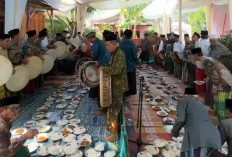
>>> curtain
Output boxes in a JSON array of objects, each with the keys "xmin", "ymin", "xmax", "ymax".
[
  {"xmin": 76, "ymin": 3, "xmax": 87, "ymax": 33},
  {"xmin": 5, "ymin": 0, "xmax": 27, "ymax": 33},
  {"xmin": 212, "ymin": 4, "xmax": 230, "ymax": 36}
]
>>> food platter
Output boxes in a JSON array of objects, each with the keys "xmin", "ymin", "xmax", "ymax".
[
  {"xmin": 49, "ymin": 132, "xmax": 63, "ymax": 141},
  {"xmin": 144, "ymin": 145, "xmax": 159, "ymax": 155},
  {"xmin": 137, "ymin": 151, "xmax": 152, "ymax": 157},
  {"xmin": 73, "ymin": 126, "xmax": 86, "ymax": 135},
  {"xmin": 37, "ymin": 146, "xmax": 49, "ymax": 156},
  {"xmin": 62, "ymin": 143, "xmax": 78, "ymax": 155},
  {"xmin": 56, "ymin": 119, "xmax": 69, "ymax": 126},
  {"xmin": 157, "ymin": 111, "xmax": 168, "ymax": 117},
  {"xmin": 153, "ymin": 139, "xmax": 167, "ymax": 148},
  {"xmin": 38, "ymin": 125, "xmax": 51, "ymax": 133},
  {"xmin": 163, "ymin": 117, "xmax": 175, "ymax": 125},
  {"xmin": 63, "ymin": 134, "xmax": 76, "ymax": 143},
  {"xmin": 35, "ymin": 133, "xmax": 48, "ymax": 143},
  {"xmin": 85, "ymin": 148, "xmax": 101, "ymax": 157},
  {"xmin": 12, "ymin": 128, "xmax": 27, "ymax": 135},
  {"xmin": 69, "ymin": 118, "xmax": 81, "ymax": 124},
  {"xmin": 63, "ymin": 114, "xmax": 75, "ymax": 120}
]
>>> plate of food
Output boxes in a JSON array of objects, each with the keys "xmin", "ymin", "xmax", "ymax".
[
  {"xmin": 67, "ymin": 88, "xmax": 76, "ymax": 92},
  {"xmin": 169, "ymin": 106, "xmax": 177, "ymax": 112},
  {"xmin": 38, "ymin": 125, "xmax": 51, "ymax": 133},
  {"xmin": 49, "ymin": 132, "xmax": 63, "ymax": 141},
  {"xmin": 79, "ymin": 90, "xmax": 87, "ymax": 94},
  {"xmin": 33, "ymin": 112, "xmax": 45, "ymax": 121},
  {"xmin": 104, "ymin": 150, "xmax": 116, "ymax": 157},
  {"xmin": 63, "ymin": 114, "xmax": 75, "ymax": 120},
  {"xmin": 73, "ymin": 126, "xmax": 86, "ymax": 135},
  {"xmin": 24, "ymin": 120, "xmax": 36, "ymax": 128},
  {"xmin": 77, "ymin": 134, "xmax": 92, "ymax": 147},
  {"xmin": 157, "ymin": 111, "xmax": 168, "ymax": 117},
  {"xmin": 85, "ymin": 148, "xmax": 101, "ymax": 157},
  {"xmin": 144, "ymin": 145, "xmax": 159, "ymax": 155},
  {"xmin": 69, "ymin": 150, "xmax": 83, "ymax": 157},
  {"xmin": 35, "ymin": 133, "xmax": 48, "ymax": 143},
  {"xmin": 37, "ymin": 106, "xmax": 49, "ymax": 112},
  {"xmin": 161, "ymin": 107, "xmax": 171, "ymax": 113},
  {"xmin": 172, "ymin": 136, "xmax": 184, "ymax": 143},
  {"xmin": 64, "ymin": 110, "xmax": 75, "ymax": 114},
  {"xmin": 45, "ymin": 112, "xmax": 53, "ymax": 118},
  {"xmin": 72, "ymin": 97, "xmax": 81, "ymax": 102},
  {"xmin": 12, "ymin": 128, "xmax": 27, "ymax": 135},
  {"xmin": 47, "ymin": 143, "xmax": 62, "ymax": 156},
  {"xmin": 66, "ymin": 124, "xmax": 78, "ymax": 130},
  {"xmin": 162, "ymin": 149, "xmax": 176, "ymax": 157},
  {"xmin": 37, "ymin": 146, "xmax": 49, "ymax": 156},
  {"xmin": 24, "ymin": 142, "xmax": 39, "ymax": 153},
  {"xmin": 62, "ymin": 143, "xmax": 78, "ymax": 155},
  {"xmin": 56, "ymin": 104, "xmax": 67, "ymax": 109},
  {"xmin": 63, "ymin": 96, "xmax": 73, "ymax": 100},
  {"xmin": 56, "ymin": 119, "xmax": 69, "ymax": 126},
  {"xmin": 69, "ymin": 118, "xmax": 81, "ymax": 125},
  {"xmin": 63, "ymin": 134, "xmax": 76, "ymax": 143},
  {"xmin": 194, "ymin": 80, "xmax": 205, "ymax": 85},
  {"xmin": 68, "ymin": 104, "xmax": 78, "ymax": 109},
  {"xmin": 137, "ymin": 151, "xmax": 152, "ymax": 157},
  {"xmin": 94, "ymin": 142, "xmax": 105, "ymax": 152},
  {"xmin": 152, "ymin": 106, "xmax": 161, "ymax": 110},
  {"xmin": 61, "ymin": 128, "xmax": 73, "ymax": 135},
  {"xmin": 153, "ymin": 139, "xmax": 167, "ymax": 148},
  {"xmin": 154, "ymin": 97, "xmax": 163, "ymax": 102},
  {"xmin": 163, "ymin": 117, "xmax": 175, "ymax": 125},
  {"xmin": 37, "ymin": 119, "xmax": 50, "ymax": 126}
]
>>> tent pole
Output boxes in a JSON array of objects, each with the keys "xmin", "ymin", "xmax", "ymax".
[{"xmin": 179, "ymin": 0, "xmax": 182, "ymax": 40}]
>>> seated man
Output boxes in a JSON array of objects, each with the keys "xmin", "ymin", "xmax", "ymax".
[
  {"xmin": 217, "ymin": 99, "xmax": 232, "ymax": 157},
  {"xmin": 172, "ymin": 88, "xmax": 221, "ymax": 157},
  {"xmin": 0, "ymin": 104, "xmax": 38, "ymax": 157}
]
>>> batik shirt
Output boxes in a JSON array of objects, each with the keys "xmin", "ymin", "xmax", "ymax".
[
  {"xmin": 8, "ymin": 41, "xmax": 24, "ymax": 65},
  {"xmin": 22, "ymin": 39, "xmax": 41, "ymax": 57},
  {"xmin": 208, "ymin": 42, "xmax": 232, "ymax": 62},
  {"xmin": 0, "ymin": 115, "xmax": 26, "ymax": 157}
]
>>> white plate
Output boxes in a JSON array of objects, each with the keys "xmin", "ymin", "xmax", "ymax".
[
  {"xmin": 144, "ymin": 145, "xmax": 159, "ymax": 155},
  {"xmin": 137, "ymin": 151, "xmax": 152, "ymax": 157},
  {"xmin": 157, "ymin": 111, "xmax": 168, "ymax": 117},
  {"xmin": 38, "ymin": 125, "xmax": 51, "ymax": 133},
  {"xmin": 49, "ymin": 132, "xmax": 63, "ymax": 141},
  {"xmin": 69, "ymin": 119, "xmax": 81, "ymax": 125},
  {"xmin": 194, "ymin": 80, "xmax": 205, "ymax": 85},
  {"xmin": 24, "ymin": 142, "xmax": 39, "ymax": 153},
  {"xmin": 61, "ymin": 128, "xmax": 73, "ymax": 135},
  {"xmin": 169, "ymin": 106, "xmax": 177, "ymax": 111},
  {"xmin": 162, "ymin": 149, "xmax": 176, "ymax": 157},
  {"xmin": 153, "ymin": 139, "xmax": 167, "ymax": 148},
  {"xmin": 67, "ymin": 88, "xmax": 76, "ymax": 92},
  {"xmin": 37, "ymin": 106, "xmax": 49, "ymax": 112},
  {"xmin": 56, "ymin": 104, "xmax": 67, "ymax": 109},
  {"xmin": 94, "ymin": 142, "xmax": 105, "ymax": 152},
  {"xmin": 33, "ymin": 113, "xmax": 45, "ymax": 121},
  {"xmin": 63, "ymin": 134, "xmax": 76, "ymax": 143},
  {"xmin": 104, "ymin": 150, "xmax": 116, "ymax": 157},
  {"xmin": 47, "ymin": 144, "xmax": 62, "ymax": 156},
  {"xmin": 35, "ymin": 133, "xmax": 49, "ymax": 143},
  {"xmin": 172, "ymin": 136, "xmax": 184, "ymax": 143},
  {"xmin": 12, "ymin": 128, "xmax": 27, "ymax": 135},
  {"xmin": 85, "ymin": 148, "xmax": 101, "ymax": 157},
  {"xmin": 69, "ymin": 150, "xmax": 83, "ymax": 157},
  {"xmin": 79, "ymin": 90, "xmax": 87, "ymax": 94},
  {"xmin": 45, "ymin": 112, "xmax": 53, "ymax": 118},
  {"xmin": 73, "ymin": 127, "xmax": 86, "ymax": 135},
  {"xmin": 63, "ymin": 96, "xmax": 73, "ymax": 100},
  {"xmin": 64, "ymin": 110, "xmax": 75, "ymax": 114},
  {"xmin": 37, "ymin": 119, "xmax": 50, "ymax": 125},
  {"xmin": 63, "ymin": 114, "xmax": 75, "ymax": 120},
  {"xmin": 161, "ymin": 107, "xmax": 171, "ymax": 113},
  {"xmin": 56, "ymin": 119, "xmax": 69, "ymax": 126},
  {"xmin": 66, "ymin": 124, "xmax": 78, "ymax": 130},
  {"xmin": 68, "ymin": 104, "xmax": 78, "ymax": 109},
  {"xmin": 24, "ymin": 120, "xmax": 36, "ymax": 127},
  {"xmin": 37, "ymin": 146, "xmax": 49, "ymax": 156},
  {"xmin": 62, "ymin": 143, "xmax": 78, "ymax": 155}
]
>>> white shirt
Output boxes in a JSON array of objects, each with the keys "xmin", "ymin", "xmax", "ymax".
[
  {"xmin": 158, "ymin": 40, "xmax": 164, "ymax": 52},
  {"xmin": 195, "ymin": 39, "xmax": 210, "ymax": 56},
  {"xmin": 41, "ymin": 37, "xmax": 48, "ymax": 50},
  {"xmin": 173, "ymin": 41, "xmax": 185, "ymax": 59}
]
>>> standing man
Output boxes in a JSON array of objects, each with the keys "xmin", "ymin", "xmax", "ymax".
[
  {"xmin": 157, "ymin": 35, "xmax": 166, "ymax": 67},
  {"xmin": 164, "ymin": 33, "xmax": 175, "ymax": 74},
  {"xmin": 192, "ymin": 32, "xmax": 200, "ymax": 47},
  {"xmin": 86, "ymin": 32, "xmax": 111, "ymax": 101},
  {"xmin": 172, "ymin": 96, "xmax": 221, "ymax": 156},
  {"xmin": 119, "ymin": 29, "xmax": 138, "ymax": 99},
  {"xmin": 140, "ymin": 33, "xmax": 150, "ymax": 63},
  {"xmin": 173, "ymin": 34, "xmax": 184, "ymax": 79},
  {"xmin": 196, "ymin": 30, "xmax": 210, "ymax": 56},
  {"xmin": 100, "ymin": 32, "xmax": 128, "ymax": 141},
  {"xmin": 76, "ymin": 32, "xmax": 84, "ymax": 44}
]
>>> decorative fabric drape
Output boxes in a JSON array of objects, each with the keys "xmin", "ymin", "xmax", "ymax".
[
  {"xmin": 5, "ymin": 0, "xmax": 27, "ymax": 33},
  {"xmin": 212, "ymin": 4, "xmax": 230, "ymax": 36},
  {"xmin": 76, "ymin": 3, "xmax": 87, "ymax": 33}
]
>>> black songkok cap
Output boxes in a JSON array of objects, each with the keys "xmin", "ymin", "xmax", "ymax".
[
  {"xmin": 0, "ymin": 34, "xmax": 10, "ymax": 40},
  {"xmin": 124, "ymin": 29, "xmax": 133, "ymax": 38},
  {"xmin": 191, "ymin": 47, "xmax": 202, "ymax": 54},
  {"xmin": 184, "ymin": 87, "xmax": 197, "ymax": 95},
  {"xmin": 160, "ymin": 35, "xmax": 165, "ymax": 38},
  {"xmin": 174, "ymin": 34, "xmax": 179, "ymax": 38},
  {"xmin": 103, "ymin": 30, "xmax": 111, "ymax": 38},
  {"xmin": 105, "ymin": 32, "xmax": 117, "ymax": 41},
  {"xmin": 201, "ymin": 30, "xmax": 208, "ymax": 36},
  {"xmin": 193, "ymin": 32, "xmax": 200, "ymax": 38},
  {"xmin": 27, "ymin": 30, "xmax": 36, "ymax": 38},
  {"xmin": 8, "ymin": 28, "xmax": 20, "ymax": 38},
  {"xmin": 39, "ymin": 30, "xmax": 47, "ymax": 38},
  {"xmin": 86, "ymin": 32, "xmax": 96, "ymax": 38},
  {"xmin": 167, "ymin": 33, "xmax": 171, "ymax": 36},
  {"xmin": 63, "ymin": 30, "xmax": 68, "ymax": 33},
  {"xmin": 56, "ymin": 33, "xmax": 62, "ymax": 37},
  {"xmin": 184, "ymin": 34, "xmax": 189, "ymax": 37}
]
